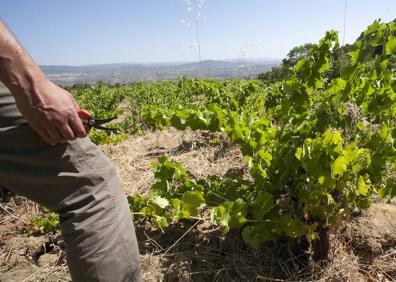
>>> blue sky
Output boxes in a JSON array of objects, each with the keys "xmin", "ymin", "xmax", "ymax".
[{"xmin": 0, "ymin": 0, "xmax": 395, "ymax": 65}]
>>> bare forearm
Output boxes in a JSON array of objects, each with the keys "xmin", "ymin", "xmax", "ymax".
[
  {"xmin": 0, "ymin": 20, "xmax": 86, "ymax": 144},
  {"xmin": 0, "ymin": 20, "xmax": 46, "ymax": 101}
]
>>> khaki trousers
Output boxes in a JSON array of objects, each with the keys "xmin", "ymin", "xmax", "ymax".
[{"xmin": 0, "ymin": 88, "xmax": 142, "ymax": 282}]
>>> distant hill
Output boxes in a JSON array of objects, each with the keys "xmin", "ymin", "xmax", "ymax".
[{"xmin": 40, "ymin": 59, "xmax": 280, "ymax": 85}]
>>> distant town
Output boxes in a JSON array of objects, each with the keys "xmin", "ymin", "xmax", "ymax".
[{"xmin": 40, "ymin": 59, "xmax": 280, "ymax": 86}]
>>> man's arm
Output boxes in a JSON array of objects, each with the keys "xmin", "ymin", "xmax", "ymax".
[{"xmin": 0, "ymin": 20, "xmax": 86, "ymax": 145}]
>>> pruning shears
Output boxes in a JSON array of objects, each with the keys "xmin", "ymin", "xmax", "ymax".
[{"xmin": 77, "ymin": 108, "xmax": 118, "ymax": 132}]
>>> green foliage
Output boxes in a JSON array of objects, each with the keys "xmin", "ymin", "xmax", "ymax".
[
  {"xmin": 69, "ymin": 78, "xmax": 268, "ymax": 144},
  {"xmin": 28, "ymin": 212, "xmax": 60, "ymax": 234},
  {"xmin": 128, "ymin": 156, "xmax": 207, "ymax": 230},
  {"xmin": 258, "ymin": 43, "xmax": 316, "ymax": 83},
  {"xmin": 89, "ymin": 130, "xmax": 129, "ymax": 145}
]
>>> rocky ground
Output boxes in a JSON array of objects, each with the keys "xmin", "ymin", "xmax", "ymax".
[{"xmin": 1, "ymin": 129, "xmax": 396, "ymax": 281}]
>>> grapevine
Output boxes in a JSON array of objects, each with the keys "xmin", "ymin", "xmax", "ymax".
[{"xmin": 131, "ymin": 20, "xmax": 395, "ymax": 257}]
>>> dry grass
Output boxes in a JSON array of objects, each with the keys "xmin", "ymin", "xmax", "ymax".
[
  {"xmin": 101, "ymin": 128, "xmax": 244, "ymax": 196},
  {"xmin": 0, "ymin": 196, "xmax": 70, "ymax": 282}
]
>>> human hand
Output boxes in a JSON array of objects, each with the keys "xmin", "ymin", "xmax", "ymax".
[{"xmin": 14, "ymin": 77, "xmax": 87, "ymax": 145}]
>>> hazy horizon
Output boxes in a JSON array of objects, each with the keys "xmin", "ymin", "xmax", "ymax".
[{"xmin": 38, "ymin": 57, "xmax": 281, "ymax": 67}]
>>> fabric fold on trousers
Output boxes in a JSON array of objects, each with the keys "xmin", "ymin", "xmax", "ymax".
[{"xmin": 0, "ymin": 85, "xmax": 142, "ymax": 282}]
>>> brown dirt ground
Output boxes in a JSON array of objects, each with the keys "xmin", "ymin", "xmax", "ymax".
[{"xmin": 1, "ymin": 129, "xmax": 396, "ymax": 281}]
